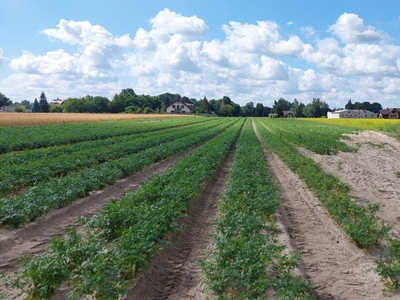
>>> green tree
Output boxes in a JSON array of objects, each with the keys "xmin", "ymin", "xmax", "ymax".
[
  {"xmin": 263, "ymin": 106, "xmax": 272, "ymax": 117},
  {"xmin": 255, "ymin": 103, "xmax": 265, "ymax": 117},
  {"xmin": 14, "ymin": 104, "xmax": 24, "ymax": 112},
  {"xmin": 303, "ymin": 98, "xmax": 330, "ymax": 118},
  {"xmin": 0, "ymin": 92, "xmax": 12, "ymax": 108},
  {"xmin": 50, "ymin": 105, "xmax": 63, "ymax": 113},
  {"xmin": 32, "ymin": 98, "xmax": 39, "ymax": 112},
  {"xmin": 354, "ymin": 101, "xmax": 363, "ymax": 109},
  {"xmin": 39, "ymin": 92, "xmax": 49, "ymax": 112},
  {"xmin": 93, "ymin": 96, "xmax": 110, "ymax": 113},
  {"xmin": 272, "ymin": 98, "xmax": 291, "ymax": 117},
  {"xmin": 195, "ymin": 97, "xmax": 210, "ymax": 114},
  {"xmin": 109, "ymin": 93, "xmax": 127, "ymax": 113},
  {"xmin": 63, "ymin": 98, "xmax": 86, "ymax": 113},
  {"xmin": 219, "ymin": 104, "xmax": 234, "ymax": 116},
  {"xmin": 345, "ymin": 99, "xmax": 353, "ymax": 109},
  {"xmin": 291, "ymin": 98, "xmax": 304, "ymax": 118},
  {"xmin": 371, "ymin": 102, "xmax": 382, "ymax": 113}
]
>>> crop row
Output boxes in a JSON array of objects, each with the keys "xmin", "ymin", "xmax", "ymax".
[
  {"xmin": 7, "ymin": 119, "xmax": 245, "ymax": 299},
  {"xmin": 0, "ymin": 116, "xmax": 211, "ymax": 153},
  {"xmin": 255, "ymin": 119, "xmax": 389, "ymax": 249},
  {"xmin": 0, "ymin": 119, "xmax": 227, "ymax": 196},
  {"xmin": 260, "ymin": 118, "xmax": 357, "ymax": 154},
  {"xmin": 0, "ymin": 119, "xmax": 239, "ymax": 226},
  {"xmin": 200, "ymin": 119, "xmax": 312, "ymax": 299}
]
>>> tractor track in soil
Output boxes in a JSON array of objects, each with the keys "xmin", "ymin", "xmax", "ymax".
[
  {"xmin": 0, "ymin": 148, "xmax": 198, "ymax": 299},
  {"xmin": 264, "ymin": 149, "xmax": 387, "ymax": 299},
  {"xmin": 124, "ymin": 148, "xmax": 234, "ymax": 300}
]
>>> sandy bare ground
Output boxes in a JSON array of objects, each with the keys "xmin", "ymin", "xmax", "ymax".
[
  {"xmin": 265, "ymin": 150, "xmax": 386, "ymax": 299},
  {"xmin": 298, "ymin": 130, "xmax": 400, "ymax": 240},
  {"xmin": 0, "ymin": 148, "xmax": 197, "ymax": 299},
  {"xmin": 125, "ymin": 149, "xmax": 234, "ymax": 300},
  {"xmin": 253, "ymin": 123, "xmax": 396, "ymax": 300}
]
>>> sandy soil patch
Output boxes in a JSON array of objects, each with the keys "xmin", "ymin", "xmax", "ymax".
[
  {"xmin": 298, "ymin": 130, "xmax": 400, "ymax": 240},
  {"xmin": 265, "ymin": 148, "xmax": 387, "ymax": 299}
]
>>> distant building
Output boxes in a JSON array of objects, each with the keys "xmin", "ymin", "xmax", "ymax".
[
  {"xmin": 0, "ymin": 105, "xmax": 15, "ymax": 112},
  {"xmin": 282, "ymin": 110, "xmax": 293, "ymax": 118},
  {"xmin": 378, "ymin": 108, "xmax": 400, "ymax": 119},
  {"xmin": 166, "ymin": 101, "xmax": 194, "ymax": 113},
  {"xmin": 50, "ymin": 98, "xmax": 65, "ymax": 105},
  {"xmin": 327, "ymin": 109, "xmax": 377, "ymax": 118}
]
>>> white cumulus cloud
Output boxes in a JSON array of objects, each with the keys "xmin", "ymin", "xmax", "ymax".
[{"xmin": 329, "ymin": 13, "xmax": 385, "ymax": 44}]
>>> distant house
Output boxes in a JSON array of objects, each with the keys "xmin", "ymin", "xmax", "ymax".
[
  {"xmin": 268, "ymin": 113, "xmax": 278, "ymax": 118},
  {"xmin": 283, "ymin": 110, "xmax": 293, "ymax": 118},
  {"xmin": 50, "ymin": 98, "xmax": 65, "ymax": 105},
  {"xmin": 378, "ymin": 108, "xmax": 400, "ymax": 119},
  {"xmin": 327, "ymin": 109, "xmax": 377, "ymax": 118},
  {"xmin": 166, "ymin": 101, "xmax": 194, "ymax": 114},
  {"xmin": 0, "ymin": 105, "xmax": 15, "ymax": 112}
]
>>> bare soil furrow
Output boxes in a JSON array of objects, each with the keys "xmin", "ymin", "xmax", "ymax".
[
  {"xmin": 0, "ymin": 148, "xmax": 196, "ymax": 297},
  {"xmin": 126, "ymin": 149, "xmax": 234, "ymax": 300},
  {"xmin": 264, "ymin": 149, "xmax": 387, "ymax": 299}
]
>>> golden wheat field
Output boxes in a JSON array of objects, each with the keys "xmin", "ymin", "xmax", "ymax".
[{"xmin": 0, "ymin": 113, "xmax": 192, "ymax": 127}]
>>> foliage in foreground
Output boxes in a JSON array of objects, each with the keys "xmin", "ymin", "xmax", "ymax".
[
  {"xmin": 5, "ymin": 120, "xmax": 244, "ymax": 299},
  {"xmin": 0, "ymin": 119, "xmax": 234, "ymax": 226},
  {"xmin": 200, "ymin": 119, "xmax": 313, "ymax": 299},
  {"xmin": 375, "ymin": 239, "xmax": 400, "ymax": 296}
]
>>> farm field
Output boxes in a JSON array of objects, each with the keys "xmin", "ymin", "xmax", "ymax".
[
  {"xmin": 1, "ymin": 116, "xmax": 400, "ymax": 299},
  {"xmin": 0, "ymin": 112, "xmax": 191, "ymax": 127}
]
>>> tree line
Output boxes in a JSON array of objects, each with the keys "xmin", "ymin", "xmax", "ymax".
[{"xmin": 0, "ymin": 90, "xmax": 383, "ymax": 117}]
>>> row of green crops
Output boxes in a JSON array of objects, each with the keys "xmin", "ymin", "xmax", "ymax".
[
  {"xmin": 6, "ymin": 119, "xmax": 245, "ymax": 299},
  {"xmin": 0, "ymin": 119, "xmax": 239, "ymax": 226},
  {"xmin": 0, "ymin": 119, "xmax": 228, "ymax": 196},
  {"xmin": 200, "ymin": 119, "xmax": 313, "ymax": 299},
  {"xmin": 0, "ymin": 116, "xmax": 211, "ymax": 153},
  {"xmin": 259, "ymin": 118, "xmax": 357, "ymax": 154},
  {"xmin": 255, "ymin": 119, "xmax": 389, "ymax": 249}
]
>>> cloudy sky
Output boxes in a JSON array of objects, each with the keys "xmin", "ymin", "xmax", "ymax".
[{"xmin": 1, "ymin": 0, "xmax": 400, "ymax": 108}]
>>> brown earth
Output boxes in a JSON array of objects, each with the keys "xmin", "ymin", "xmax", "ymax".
[
  {"xmin": 124, "ymin": 149, "xmax": 235, "ymax": 300},
  {"xmin": 254, "ymin": 123, "xmax": 399, "ymax": 300},
  {"xmin": 1, "ymin": 128, "xmax": 400, "ymax": 299},
  {"xmin": 0, "ymin": 148, "xmax": 197, "ymax": 299}
]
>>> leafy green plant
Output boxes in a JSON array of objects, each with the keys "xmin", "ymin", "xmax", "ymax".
[
  {"xmin": 7, "ymin": 119, "xmax": 244, "ymax": 299},
  {"xmin": 200, "ymin": 119, "xmax": 313, "ymax": 299},
  {"xmin": 375, "ymin": 239, "xmax": 400, "ymax": 296}
]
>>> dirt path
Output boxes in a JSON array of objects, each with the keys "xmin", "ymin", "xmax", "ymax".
[
  {"xmin": 297, "ymin": 130, "xmax": 400, "ymax": 239},
  {"xmin": 125, "ymin": 149, "xmax": 234, "ymax": 300},
  {"xmin": 258, "ymin": 135, "xmax": 389, "ymax": 299},
  {"xmin": 0, "ymin": 149, "xmax": 197, "ymax": 299}
]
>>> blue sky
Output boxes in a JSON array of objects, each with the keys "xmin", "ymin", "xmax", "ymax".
[{"xmin": 1, "ymin": 0, "xmax": 400, "ymax": 109}]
